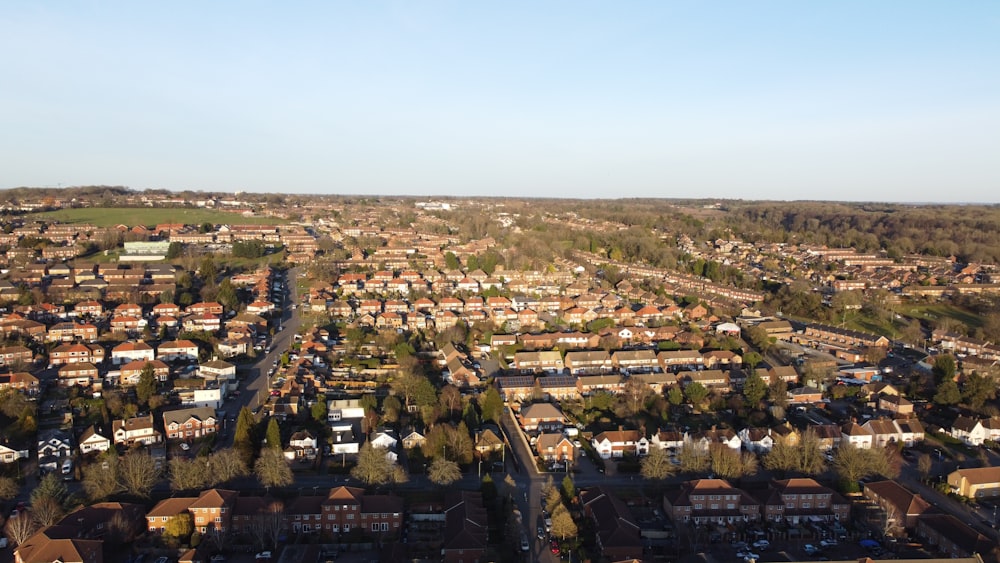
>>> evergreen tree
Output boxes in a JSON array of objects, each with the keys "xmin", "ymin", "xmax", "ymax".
[{"xmin": 265, "ymin": 418, "xmax": 281, "ymax": 450}]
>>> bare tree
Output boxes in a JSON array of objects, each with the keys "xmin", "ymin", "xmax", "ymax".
[
  {"xmin": 640, "ymin": 447, "xmax": 676, "ymax": 481},
  {"xmin": 917, "ymin": 453, "xmax": 932, "ymax": 482},
  {"xmin": 31, "ymin": 496, "xmax": 64, "ymax": 527},
  {"xmin": 0, "ymin": 477, "xmax": 18, "ymax": 500},
  {"xmin": 351, "ymin": 442, "xmax": 405, "ymax": 486},
  {"xmin": 251, "ymin": 501, "xmax": 286, "ymax": 550},
  {"xmin": 678, "ymin": 438, "xmax": 710, "ymax": 474},
  {"xmin": 254, "ymin": 448, "xmax": 293, "ymax": 489},
  {"xmin": 208, "ymin": 448, "xmax": 249, "ymax": 484},
  {"xmin": 879, "ymin": 501, "xmax": 901, "ymax": 538},
  {"xmin": 82, "ymin": 453, "xmax": 123, "ymax": 501},
  {"xmin": 428, "ymin": 457, "xmax": 462, "ymax": 486},
  {"xmin": 119, "ymin": 450, "xmax": 160, "ymax": 497},
  {"xmin": 170, "ymin": 457, "xmax": 209, "ymax": 491},
  {"xmin": 4, "ymin": 513, "xmax": 38, "ymax": 546}
]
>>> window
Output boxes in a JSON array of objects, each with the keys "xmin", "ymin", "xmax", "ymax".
[
  {"xmin": 802, "ymin": 503, "xmax": 810, "ymax": 509},
  {"xmin": 695, "ymin": 504, "xmax": 703, "ymax": 510},
  {"xmin": 727, "ymin": 504, "xmax": 735, "ymax": 509},
  {"xmin": 215, "ymin": 517, "xmax": 222, "ymax": 523},
  {"xmin": 372, "ymin": 523, "xmax": 379, "ymax": 532},
  {"xmin": 343, "ymin": 525, "xmax": 350, "ymax": 532},
  {"xmin": 347, "ymin": 514, "xmax": 354, "ymax": 520}
]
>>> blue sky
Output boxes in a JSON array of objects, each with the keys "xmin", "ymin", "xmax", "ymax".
[{"xmin": 2, "ymin": 1, "xmax": 998, "ymax": 202}]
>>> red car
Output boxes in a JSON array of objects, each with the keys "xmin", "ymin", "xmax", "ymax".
[{"xmin": 550, "ymin": 540, "xmax": 560, "ymax": 555}]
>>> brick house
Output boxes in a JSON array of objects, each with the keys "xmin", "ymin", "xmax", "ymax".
[
  {"xmin": 320, "ymin": 486, "xmax": 403, "ymax": 537},
  {"xmin": 755, "ymin": 478, "xmax": 850, "ymax": 523},
  {"xmin": 663, "ymin": 479, "xmax": 761, "ymax": 525},
  {"xmin": 163, "ymin": 407, "xmax": 218, "ymax": 441},
  {"xmin": 535, "ymin": 433, "xmax": 576, "ymax": 462},
  {"xmin": 580, "ymin": 487, "xmax": 643, "ymax": 561}
]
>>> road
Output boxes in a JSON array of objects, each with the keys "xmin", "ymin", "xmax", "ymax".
[{"xmin": 219, "ymin": 266, "xmax": 304, "ymax": 443}]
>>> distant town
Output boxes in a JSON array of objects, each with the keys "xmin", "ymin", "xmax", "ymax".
[{"xmin": 1, "ymin": 186, "xmax": 1000, "ymax": 563}]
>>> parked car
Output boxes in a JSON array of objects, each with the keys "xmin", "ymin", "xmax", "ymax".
[
  {"xmin": 179, "ymin": 443, "xmax": 190, "ymax": 451},
  {"xmin": 255, "ymin": 553, "xmax": 272, "ymax": 561},
  {"xmin": 820, "ymin": 539, "xmax": 839, "ymax": 547},
  {"xmin": 520, "ymin": 534, "xmax": 530, "ymax": 552},
  {"xmin": 752, "ymin": 539, "xmax": 770, "ymax": 550},
  {"xmin": 737, "ymin": 551, "xmax": 760, "ymax": 561},
  {"xmin": 804, "ymin": 544, "xmax": 821, "ymax": 555}
]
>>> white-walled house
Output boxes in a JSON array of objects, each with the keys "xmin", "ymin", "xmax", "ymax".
[
  {"xmin": 841, "ymin": 422, "xmax": 874, "ymax": 449},
  {"xmin": 78, "ymin": 426, "xmax": 111, "ymax": 454},
  {"xmin": 591, "ymin": 429, "xmax": 649, "ymax": 459}
]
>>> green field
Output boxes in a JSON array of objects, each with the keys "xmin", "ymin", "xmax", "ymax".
[
  {"xmin": 898, "ymin": 303, "xmax": 984, "ymax": 329},
  {"xmin": 31, "ymin": 207, "xmax": 287, "ymax": 227}
]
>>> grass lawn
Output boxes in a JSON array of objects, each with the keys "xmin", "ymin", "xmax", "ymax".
[
  {"xmin": 31, "ymin": 207, "xmax": 287, "ymax": 227},
  {"xmin": 898, "ymin": 303, "xmax": 984, "ymax": 330}
]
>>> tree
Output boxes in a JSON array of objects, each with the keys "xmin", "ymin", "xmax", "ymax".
[
  {"xmin": 710, "ymin": 444, "xmax": 757, "ymax": 480},
  {"xmin": 351, "ymin": 442, "xmax": 406, "ymax": 486},
  {"xmin": 743, "ymin": 351, "xmax": 763, "ymax": 370},
  {"xmin": 769, "ymin": 378, "xmax": 789, "ymax": 408},
  {"xmin": 742, "ymin": 370, "xmax": 768, "ymax": 407},
  {"xmin": 265, "ymin": 418, "xmax": 282, "ymax": 450},
  {"xmin": 561, "ymin": 475, "xmax": 575, "ymax": 501},
  {"xmin": 234, "ymin": 406, "xmax": 257, "ymax": 464},
  {"xmin": 934, "ymin": 380, "xmax": 962, "ymax": 405},
  {"xmin": 621, "ymin": 377, "xmax": 652, "ymax": 418},
  {"xmin": 439, "ymin": 385, "xmax": 462, "ymax": 420},
  {"xmin": 170, "ymin": 457, "xmax": 209, "ymax": 491},
  {"xmin": 962, "ymin": 372, "xmax": 996, "ymax": 410},
  {"xmin": 428, "ymin": 458, "xmax": 462, "ymax": 487},
  {"xmin": 31, "ymin": 496, "xmax": 65, "ymax": 527},
  {"xmin": 478, "ymin": 387, "xmax": 503, "ymax": 423},
  {"xmin": 216, "ymin": 279, "xmax": 239, "ymax": 311},
  {"xmin": 207, "ymin": 448, "xmax": 249, "ymax": 484},
  {"xmin": 5, "ymin": 512, "xmax": 37, "ymax": 546},
  {"xmin": 667, "ymin": 386, "xmax": 684, "ymax": 406},
  {"xmin": 254, "ymin": 448, "xmax": 293, "ymax": 489},
  {"xmin": 136, "ymin": 362, "xmax": 157, "ymax": 407},
  {"xmin": 549, "ymin": 504, "xmax": 578, "ymax": 540},
  {"xmin": 120, "ymin": 450, "xmax": 159, "ymax": 497},
  {"xmin": 833, "ymin": 443, "xmax": 895, "ymax": 488},
  {"xmin": 678, "ymin": 438, "xmax": 710, "ymax": 474},
  {"xmin": 640, "ymin": 447, "xmax": 676, "ymax": 481},
  {"xmin": 917, "ymin": 453, "xmax": 933, "ymax": 482},
  {"xmin": 0, "ymin": 476, "xmax": 18, "ymax": 500},
  {"xmin": 165, "ymin": 513, "xmax": 194, "ymax": 539},
  {"xmin": 684, "ymin": 382, "xmax": 709, "ymax": 408},
  {"xmin": 933, "ymin": 354, "xmax": 957, "ymax": 385},
  {"xmin": 311, "ymin": 395, "xmax": 328, "ymax": 422},
  {"xmin": 423, "ymin": 423, "xmax": 475, "ymax": 464},
  {"xmin": 82, "ymin": 451, "xmax": 123, "ymax": 501}
]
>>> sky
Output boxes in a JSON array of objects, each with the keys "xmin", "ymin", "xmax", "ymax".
[{"xmin": 2, "ymin": 2, "xmax": 998, "ymax": 202}]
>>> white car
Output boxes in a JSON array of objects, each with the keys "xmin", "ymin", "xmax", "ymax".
[
  {"xmin": 180, "ymin": 443, "xmax": 190, "ymax": 451},
  {"xmin": 820, "ymin": 539, "xmax": 839, "ymax": 547},
  {"xmin": 752, "ymin": 539, "xmax": 770, "ymax": 549},
  {"xmin": 737, "ymin": 551, "xmax": 760, "ymax": 561}
]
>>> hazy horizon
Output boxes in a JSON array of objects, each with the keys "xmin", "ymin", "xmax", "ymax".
[{"xmin": 3, "ymin": 2, "xmax": 998, "ymax": 202}]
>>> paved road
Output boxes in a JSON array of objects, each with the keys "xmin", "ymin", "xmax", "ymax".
[{"xmin": 219, "ymin": 266, "xmax": 303, "ymax": 443}]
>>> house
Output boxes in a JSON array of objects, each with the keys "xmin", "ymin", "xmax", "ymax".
[
  {"xmin": 199, "ymin": 359, "xmax": 236, "ymax": 382},
  {"xmin": 563, "ymin": 350, "xmax": 612, "ymax": 374},
  {"xmin": 755, "ymin": 478, "xmax": 850, "ymax": 523},
  {"xmin": 0, "ymin": 344, "xmax": 33, "ymax": 366},
  {"xmin": 535, "ymin": 433, "xmax": 575, "ymax": 462},
  {"xmin": 401, "ymin": 430, "xmax": 426, "ymax": 450},
  {"xmin": 163, "ymin": 407, "xmax": 218, "ymax": 440},
  {"xmin": 0, "ymin": 443, "xmax": 28, "ymax": 463},
  {"xmin": 111, "ymin": 341, "xmax": 155, "ymax": 365},
  {"xmin": 189, "ymin": 489, "xmax": 238, "ymax": 534},
  {"xmin": 50, "ymin": 343, "xmax": 105, "ymax": 365},
  {"xmin": 442, "ymin": 491, "xmax": 488, "ymax": 563},
  {"xmin": 496, "ymin": 376, "xmax": 536, "ymax": 402},
  {"xmin": 538, "ymin": 375, "xmax": 580, "ymax": 401},
  {"xmin": 327, "ymin": 398, "xmax": 365, "ymax": 422},
  {"xmin": 580, "ymin": 487, "xmax": 643, "ymax": 561},
  {"xmin": 157, "ymin": 339, "xmax": 200, "ymax": 361},
  {"xmin": 38, "ymin": 428, "xmax": 73, "ymax": 462},
  {"xmin": 518, "ymin": 402, "xmax": 565, "ymax": 432},
  {"xmin": 474, "ymin": 427, "xmax": 504, "ymax": 455},
  {"xmin": 948, "ymin": 466, "xmax": 1000, "ymax": 499},
  {"xmin": 58, "ymin": 362, "xmax": 98, "ymax": 387},
  {"xmin": 330, "ymin": 424, "xmax": 360, "ymax": 455},
  {"xmin": 591, "ymin": 428, "xmax": 649, "ymax": 459},
  {"xmin": 809, "ymin": 424, "xmax": 843, "ymax": 451},
  {"xmin": 78, "ymin": 425, "xmax": 112, "ymax": 454},
  {"xmin": 841, "ymin": 422, "xmax": 874, "ymax": 449},
  {"xmin": 863, "ymin": 480, "xmax": 932, "ymax": 529},
  {"xmin": 321, "ymin": 486, "xmax": 403, "ymax": 536},
  {"xmin": 879, "ymin": 394, "xmax": 914, "ymax": 415},
  {"xmin": 513, "ymin": 350, "xmax": 564, "ymax": 373},
  {"xmin": 738, "ymin": 427, "xmax": 775, "ymax": 453},
  {"xmin": 663, "ymin": 479, "xmax": 761, "ymax": 525},
  {"xmin": 949, "ymin": 416, "xmax": 988, "ymax": 446},
  {"xmin": 863, "ymin": 418, "xmax": 901, "ymax": 448},
  {"xmin": 650, "ymin": 429, "xmax": 685, "ymax": 451},
  {"xmin": 285, "ymin": 430, "xmax": 319, "ymax": 461},
  {"xmin": 0, "ymin": 371, "xmax": 40, "ymax": 394},
  {"xmin": 120, "ymin": 359, "xmax": 170, "ymax": 384},
  {"xmin": 895, "ymin": 418, "xmax": 925, "ymax": 447},
  {"xmin": 113, "ymin": 415, "xmax": 162, "ymax": 446},
  {"xmin": 787, "ymin": 386, "xmax": 824, "ymax": 404},
  {"xmin": 370, "ymin": 430, "xmax": 398, "ymax": 450},
  {"xmin": 915, "ymin": 514, "xmax": 993, "ymax": 558},
  {"xmin": 13, "ymin": 526, "xmax": 103, "ymax": 563}
]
